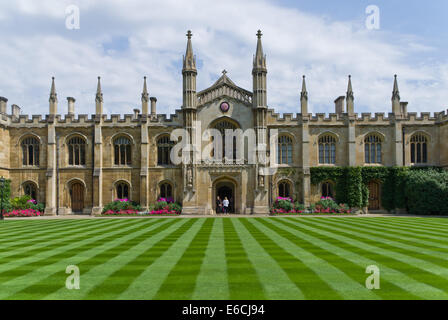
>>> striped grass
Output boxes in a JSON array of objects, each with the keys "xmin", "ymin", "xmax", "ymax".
[{"xmin": 0, "ymin": 216, "xmax": 447, "ymax": 300}]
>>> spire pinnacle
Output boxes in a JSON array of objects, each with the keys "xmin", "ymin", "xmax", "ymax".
[
  {"xmin": 346, "ymin": 75, "xmax": 354, "ymax": 99},
  {"xmin": 183, "ymin": 30, "xmax": 196, "ymax": 71},
  {"xmin": 301, "ymin": 75, "xmax": 308, "ymax": 100},
  {"xmin": 392, "ymin": 74, "xmax": 400, "ymax": 100},
  {"xmin": 96, "ymin": 76, "xmax": 103, "ymax": 102},
  {"xmin": 142, "ymin": 76, "xmax": 149, "ymax": 102},
  {"xmin": 49, "ymin": 77, "xmax": 57, "ymax": 102},
  {"xmin": 253, "ymin": 29, "xmax": 266, "ymax": 71}
]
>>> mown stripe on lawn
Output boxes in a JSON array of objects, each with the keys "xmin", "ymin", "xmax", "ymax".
[
  {"xmin": 376, "ymin": 217, "xmax": 448, "ymax": 230},
  {"xmin": 325, "ymin": 218, "xmax": 448, "ymax": 254},
  {"xmin": 85, "ymin": 218, "xmax": 200, "ymax": 300},
  {"xmin": 227, "ymin": 218, "xmax": 303, "ymax": 300},
  {"xmin": 117, "ymin": 219, "xmax": 208, "ymax": 300},
  {"xmin": 234, "ymin": 218, "xmax": 313, "ymax": 299},
  {"xmin": 0, "ymin": 220, "xmax": 81, "ymax": 237},
  {"xmin": 246, "ymin": 218, "xmax": 370, "ymax": 300},
  {"xmin": 0, "ymin": 219, "xmax": 116, "ymax": 255},
  {"xmin": 8, "ymin": 219, "xmax": 173, "ymax": 300},
  {"xmin": 266, "ymin": 218, "xmax": 422, "ymax": 300},
  {"xmin": 320, "ymin": 218, "xmax": 448, "ymax": 261},
  {"xmin": 0, "ymin": 219, "xmax": 127, "ymax": 269},
  {"xmin": 285, "ymin": 218, "xmax": 448, "ymax": 299},
  {"xmin": 191, "ymin": 218, "xmax": 229, "ymax": 300},
  {"xmin": 302, "ymin": 218, "xmax": 448, "ymax": 272},
  {"xmin": 152, "ymin": 219, "xmax": 215, "ymax": 299},
  {"xmin": 343, "ymin": 218, "xmax": 448, "ymax": 242},
  {"xmin": 222, "ymin": 218, "xmax": 266, "ymax": 300},
  {"xmin": 0, "ymin": 219, "xmax": 158, "ymax": 299},
  {"xmin": 0, "ymin": 219, "xmax": 102, "ymax": 245},
  {"xmin": 41, "ymin": 219, "xmax": 183, "ymax": 300}
]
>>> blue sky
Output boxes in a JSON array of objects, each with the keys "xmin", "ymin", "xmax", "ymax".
[{"xmin": 0, "ymin": 0, "xmax": 447, "ymax": 116}]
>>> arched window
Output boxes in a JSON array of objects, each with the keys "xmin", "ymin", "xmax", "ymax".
[
  {"xmin": 160, "ymin": 183, "xmax": 173, "ymax": 199},
  {"xmin": 21, "ymin": 137, "xmax": 39, "ymax": 166},
  {"xmin": 318, "ymin": 135, "xmax": 336, "ymax": 164},
  {"xmin": 116, "ymin": 182, "xmax": 129, "ymax": 200},
  {"xmin": 410, "ymin": 134, "xmax": 428, "ymax": 164},
  {"xmin": 114, "ymin": 136, "xmax": 132, "ymax": 165},
  {"xmin": 212, "ymin": 120, "xmax": 237, "ymax": 161},
  {"xmin": 67, "ymin": 136, "xmax": 86, "ymax": 166},
  {"xmin": 23, "ymin": 182, "xmax": 37, "ymax": 201},
  {"xmin": 364, "ymin": 134, "xmax": 382, "ymax": 164},
  {"xmin": 321, "ymin": 181, "xmax": 334, "ymax": 198},
  {"xmin": 278, "ymin": 180, "xmax": 291, "ymax": 198},
  {"xmin": 277, "ymin": 135, "xmax": 293, "ymax": 164},
  {"xmin": 157, "ymin": 136, "xmax": 175, "ymax": 165}
]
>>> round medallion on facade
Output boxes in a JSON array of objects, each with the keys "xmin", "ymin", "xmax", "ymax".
[{"xmin": 220, "ymin": 102, "xmax": 230, "ymax": 113}]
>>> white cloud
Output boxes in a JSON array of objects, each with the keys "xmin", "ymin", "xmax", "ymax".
[{"xmin": 0, "ymin": 0, "xmax": 447, "ymax": 117}]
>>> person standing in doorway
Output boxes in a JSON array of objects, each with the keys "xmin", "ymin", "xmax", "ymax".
[
  {"xmin": 216, "ymin": 196, "xmax": 222, "ymax": 214},
  {"xmin": 223, "ymin": 197, "xmax": 229, "ymax": 214}
]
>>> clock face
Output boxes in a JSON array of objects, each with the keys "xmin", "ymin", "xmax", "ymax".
[{"xmin": 220, "ymin": 102, "xmax": 230, "ymax": 112}]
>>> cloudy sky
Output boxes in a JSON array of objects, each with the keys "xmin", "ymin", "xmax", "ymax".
[{"xmin": 0, "ymin": 0, "xmax": 447, "ymax": 116}]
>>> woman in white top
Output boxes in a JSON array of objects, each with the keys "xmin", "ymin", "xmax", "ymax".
[{"xmin": 222, "ymin": 197, "xmax": 229, "ymax": 214}]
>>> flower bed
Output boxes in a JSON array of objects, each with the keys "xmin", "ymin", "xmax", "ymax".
[
  {"xmin": 149, "ymin": 198, "xmax": 182, "ymax": 215},
  {"xmin": 4, "ymin": 209, "xmax": 41, "ymax": 217},
  {"xmin": 3, "ymin": 195, "xmax": 44, "ymax": 217},
  {"xmin": 102, "ymin": 199, "xmax": 142, "ymax": 215},
  {"xmin": 270, "ymin": 196, "xmax": 352, "ymax": 215},
  {"xmin": 101, "ymin": 198, "xmax": 182, "ymax": 216}
]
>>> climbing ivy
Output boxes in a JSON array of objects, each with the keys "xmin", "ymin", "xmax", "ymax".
[{"xmin": 310, "ymin": 166, "xmax": 445, "ymax": 213}]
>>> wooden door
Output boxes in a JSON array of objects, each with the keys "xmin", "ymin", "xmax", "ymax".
[
  {"xmin": 368, "ymin": 181, "xmax": 380, "ymax": 210},
  {"xmin": 71, "ymin": 183, "xmax": 84, "ymax": 213}
]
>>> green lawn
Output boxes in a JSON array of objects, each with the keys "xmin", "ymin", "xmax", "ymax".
[{"xmin": 0, "ymin": 216, "xmax": 447, "ymax": 300}]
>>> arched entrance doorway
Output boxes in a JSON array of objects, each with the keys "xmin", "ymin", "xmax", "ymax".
[
  {"xmin": 368, "ymin": 181, "xmax": 380, "ymax": 210},
  {"xmin": 71, "ymin": 182, "xmax": 84, "ymax": 213},
  {"xmin": 214, "ymin": 179, "xmax": 236, "ymax": 214}
]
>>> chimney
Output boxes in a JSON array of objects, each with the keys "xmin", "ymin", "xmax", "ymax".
[
  {"xmin": 150, "ymin": 97, "xmax": 157, "ymax": 117},
  {"xmin": 400, "ymin": 102, "xmax": 408, "ymax": 117},
  {"xmin": 133, "ymin": 108, "xmax": 140, "ymax": 120},
  {"xmin": 67, "ymin": 97, "xmax": 75, "ymax": 115},
  {"xmin": 0, "ymin": 97, "xmax": 7, "ymax": 114},
  {"xmin": 11, "ymin": 104, "xmax": 21, "ymax": 119},
  {"xmin": 334, "ymin": 96, "xmax": 345, "ymax": 114}
]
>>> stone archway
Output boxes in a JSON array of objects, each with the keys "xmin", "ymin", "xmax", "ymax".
[
  {"xmin": 70, "ymin": 182, "xmax": 84, "ymax": 213},
  {"xmin": 213, "ymin": 177, "xmax": 238, "ymax": 214}
]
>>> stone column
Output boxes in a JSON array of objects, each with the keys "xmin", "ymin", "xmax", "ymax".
[
  {"xmin": 348, "ymin": 116, "xmax": 356, "ymax": 166},
  {"xmin": 91, "ymin": 119, "xmax": 103, "ymax": 215},
  {"xmin": 45, "ymin": 124, "xmax": 57, "ymax": 215},
  {"xmin": 301, "ymin": 114, "xmax": 311, "ymax": 206},
  {"xmin": 140, "ymin": 120, "xmax": 149, "ymax": 211}
]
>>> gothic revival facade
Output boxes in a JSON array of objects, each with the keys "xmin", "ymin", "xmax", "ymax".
[{"xmin": 0, "ymin": 30, "xmax": 447, "ymax": 215}]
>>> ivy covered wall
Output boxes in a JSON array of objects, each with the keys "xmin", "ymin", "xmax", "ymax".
[{"xmin": 310, "ymin": 166, "xmax": 446, "ymax": 214}]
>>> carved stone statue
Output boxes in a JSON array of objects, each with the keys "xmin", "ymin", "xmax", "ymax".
[
  {"xmin": 187, "ymin": 165, "xmax": 193, "ymax": 187},
  {"xmin": 259, "ymin": 174, "xmax": 264, "ymax": 187}
]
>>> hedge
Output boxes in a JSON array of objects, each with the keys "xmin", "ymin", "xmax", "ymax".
[
  {"xmin": 0, "ymin": 179, "xmax": 11, "ymax": 212},
  {"xmin": 310, "ymin": 166, "xmax": 447, "ymax": 215}
]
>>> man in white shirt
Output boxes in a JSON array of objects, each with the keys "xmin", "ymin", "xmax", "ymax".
[{"xmin": 222, "ymin": 197, "xmax": 229, "ymax": 214}]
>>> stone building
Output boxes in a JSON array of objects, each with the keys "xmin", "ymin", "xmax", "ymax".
[{"xmin": 0, "ymin": 30, "xmax": 447, "ymax": 215}]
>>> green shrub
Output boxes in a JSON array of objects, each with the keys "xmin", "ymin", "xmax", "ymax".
[
  {"xmin": 273, "ymin": 197, "xmax": 294, "ymax": 211},
  {"xmin": 294, "ymin": 202, "xmax": 305, "ymax": 211},
  {"xmin": 316, "ymin": 197, "xmax": 341, "ymax": 210},
  {"xmin": 102, "ymin": 199, "xmax": 140, "ymax": 213},
  {"xmin": 404, "ymin": 169, "xmax": 448, "ymax": 215},
  {"xmin": 11, "ymin": 195, "xmax": 32, "ymax": 210}
]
